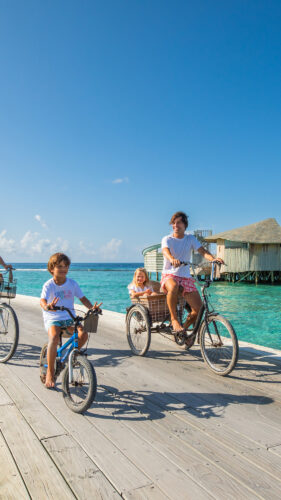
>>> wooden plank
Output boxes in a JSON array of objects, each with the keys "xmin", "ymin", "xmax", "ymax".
[
  {"xmin": 0, "ymin": 383, "xmax": 13, "ymax": 406},
  {"xmin": 96, "ymin": 376, "xmax": 281, "ymax": 499},
  {"xmin": 0, "ymin": 404, "xmax": 75, "ymax": 499},
  {"xmin": 125, "ymin": 484, "xmax": 169, "ymax": 499},
  {"xmin": 85, "ymin": 408, "xmax": 214, "ymax": 500},
  {"xmin": 0, "ymin": 364, "xmax": 66, "ymax": 440},
  {"xmin": 92, "ymin": 390, "xmax": 260, "ymax": 500},
  {"xmin": 7, "ymin": 362, "xmax": 153, "ymax": 498},
  {"xmin": 0, "ymin": 431, "xmax": 29, "ymax": 499},
  {"xmin": 43, "ymin": 434, "xmax": 121, "ymax": 499}
]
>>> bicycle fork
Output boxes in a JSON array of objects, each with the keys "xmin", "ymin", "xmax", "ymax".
[{"xmin": 68, "ymin": 348, "xmax": 80, "ymax": 384}]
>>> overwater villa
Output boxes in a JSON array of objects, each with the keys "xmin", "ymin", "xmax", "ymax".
[{"xmin": 204, "ymin": 218, "xmax": 281, "ymax": 283}]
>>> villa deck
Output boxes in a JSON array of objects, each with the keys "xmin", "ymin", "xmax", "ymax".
[{"xmin": 1, "ymin": 295, "xmax": 281, "ymax": 499}]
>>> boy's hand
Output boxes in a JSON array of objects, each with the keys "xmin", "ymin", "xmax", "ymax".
[
  {"xmin": 92, "ymin": 301, "xmax": 102, "ymax": 313},
  {"xmin": 145, "ymin": 289, "xmax": 152, "ymax": 295},
  {"xmin": 48, "ymin": 297, "xmax": 59, "ymax": 310}
]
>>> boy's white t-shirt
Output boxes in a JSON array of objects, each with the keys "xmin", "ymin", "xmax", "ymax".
[
  {"xmin": 128, "ymin": 284, "xmax": 154, "ymax": 295},
  {"xmin": 41, "ymin": 278, "xmax": 84, "ymax": 324},
  {"xmin": 161, "ymin": 233, "xmax": 201, "ymax": 278}
]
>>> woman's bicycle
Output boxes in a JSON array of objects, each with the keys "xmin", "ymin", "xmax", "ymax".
[
  {"xmin": 39, "ymin": 305, "xmax": 102, "ymax": 413},
  {"xmin": 0, "ymin": 268, "xmax": 19, "ymax": 363},
  {"xmin": 126, "ymin": 261, "xmax": 239, "ymax": 376}
]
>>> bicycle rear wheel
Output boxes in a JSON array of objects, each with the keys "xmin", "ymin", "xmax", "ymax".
[
  {"xmin": 0, "ymin": 303, "xmax": 19, "ymax": 363},
  {"xmin": 200, "ymin": 314, "xmax": 238, "ymax": 376},
  {"xmin": 126, "ymin": 305, "xmax": 151, "ymax": 356},
  {"xmin": 62, "ymin": 355, "xmax": 97, "ymax": 413}
]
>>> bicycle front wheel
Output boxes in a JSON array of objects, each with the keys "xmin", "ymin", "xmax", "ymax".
[
  {"xmin": 200, "ymin": 314, "xmax": 238, "ymax": 376},
  {"xmin": 0, "ymin": 303, "xmax": 19, "ymax": 363},
  {"xmin": 62, "ymin": 355, "xmax": 97, "ymax": 413},
  {"xmin": 39, "ymin": 343, "xmax": 48, "ymax": 384},
  {"xmin": 126, "ymin": 305, "xmax": 151, "ymax": 356}
]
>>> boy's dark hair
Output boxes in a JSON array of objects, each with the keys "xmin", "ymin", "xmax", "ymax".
[
  {"xmin": 47, "ymin": 253, "xmax": 71, "ymax": 274},
  {"xmin": 169, "ymin": 211, "xmax": 189, "ymax": 229}
]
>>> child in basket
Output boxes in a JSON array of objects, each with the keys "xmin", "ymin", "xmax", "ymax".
[
  {"xmin": 40, "ymin": 253, "xmax": 101, "ymax": 389},
  {"xmin": 128, "ymin": 267, "xmax": 157, "ymax": 299}
]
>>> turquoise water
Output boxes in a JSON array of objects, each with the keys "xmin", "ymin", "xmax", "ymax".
[{"xmin": 9, "ymin": 263, "xmax": 281, "ymax": 350}]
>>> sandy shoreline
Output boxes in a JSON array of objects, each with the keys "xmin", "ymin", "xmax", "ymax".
[{"xmin": 13, "ymin": 294, "xmax": 281, "ymax": 360}]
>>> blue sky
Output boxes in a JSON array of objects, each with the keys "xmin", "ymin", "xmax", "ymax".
[{"xmin": 1, "ymin": 1, "xmax": 281, "ymax": 262}]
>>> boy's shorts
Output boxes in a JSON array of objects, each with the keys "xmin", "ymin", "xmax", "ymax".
[
  {"xmin": 160, "ymin": 274, "xmax": 197, "ymax": 294},
  {"xmin": 44, "ymin": 319, "xmax": 74, "ymax": 332}
]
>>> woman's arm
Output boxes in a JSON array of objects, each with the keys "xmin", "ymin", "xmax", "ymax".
[
  {"xmin": 0, "ymin": 257, "xmax": 12, "ymax": 269},
  {"xmin": 162, "ymin": 247, "xmax": 180, "ymax": 267},
  {"xmin": 197, "ymin": 246, "xmax": 224, "ymax": 264}
]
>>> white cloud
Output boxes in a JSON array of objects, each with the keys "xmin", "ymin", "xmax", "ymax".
[
  {"xmin": 50, "ymin": 238, "xmax": 69, "ymax": 254},
  {"xmin": 0, "ymin": 230, "xmax": 17, "ymax": 254},
  {"xmin": 20, "ymin": 231, "xmax": 69, "ymax": 256},
  {"xmin": 112, "ymin": 177, "xmax": 129, "ymax": 184},
  {"xmin": 100, "ymin": 238, "xmax": 122, "ymax": 259},
  {"xmin": 79, "ymin": 241, "xmax": 96, "ymax": 256},
  {"xmin": 20, "ymin": 231, "xmax": 40, "ymax": 249},
  {"xmin": 35, "ymin": 214, "xmax": 48, "ymax": 229}
]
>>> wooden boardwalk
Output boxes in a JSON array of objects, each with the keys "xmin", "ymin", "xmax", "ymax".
[{"xmin": 1, "ymin": 295, "xmax": 281, "ymax": 499}]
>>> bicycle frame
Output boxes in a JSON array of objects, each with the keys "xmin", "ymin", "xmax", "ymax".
[
  {"xmin": 43, "ymin": 329, "xmax": 79, "ymax": 384},
  {"xmin": 181, "ymin": 261, "xmax": 220, "ymax": 341}
]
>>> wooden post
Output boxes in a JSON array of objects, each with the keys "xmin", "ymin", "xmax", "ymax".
[
  {"xmin": 271, "ymin": 271, "xmax": 274, "ymax": 284},
  {"xmin": 255, "ymin": 272, "xmax": 258, "ymax": 285}
]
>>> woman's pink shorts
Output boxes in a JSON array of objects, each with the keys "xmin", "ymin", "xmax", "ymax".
[{"xmin": 160, "ymin": 274, "xmax": 197, "ymax": 294}]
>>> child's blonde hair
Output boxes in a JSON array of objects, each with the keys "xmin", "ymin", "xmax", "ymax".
[{"xmin": 132, "ymin": 267, "xmax": 150, "ymax": 287}]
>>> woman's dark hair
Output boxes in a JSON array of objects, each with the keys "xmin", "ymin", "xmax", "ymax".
[{"xmin": 169, "ymin": 211, "xmax": 188, "ymax": 229}]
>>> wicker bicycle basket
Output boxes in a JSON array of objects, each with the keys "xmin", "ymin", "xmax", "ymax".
[
  {"xmin": 83, "ymin": 311, "xmax": 99, "ymax": 333},
  {"xmin": 0, "ymin": 279, "xmax": 17, "ymax": 299},
  {"xmin": 131, "ymin": 293, "xmax": 186, "ymax": 323}
]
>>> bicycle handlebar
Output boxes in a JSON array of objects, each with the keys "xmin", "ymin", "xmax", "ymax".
[
  {"xmin": 52, "ymin": 305, "xmax": 102, "ymax": 322},
  {"xmin": 179, "ymin": 260, "xmax": 224, "ymax": 284}
]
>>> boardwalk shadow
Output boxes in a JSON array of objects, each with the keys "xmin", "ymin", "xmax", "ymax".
[
  {"xmin": 88, "ymin": 384, "xmax": 273, "ymax": 421},
  {"xmin": 8, "ymin": 343, "xmax": 42, "ymax": 367},
  {"xmin": 230, "ymin": 347, "xmax": 281, "ymax": 383},
  {"xmin": 88, "ymin": 345, "xmax": 193, "ymax": 369}
]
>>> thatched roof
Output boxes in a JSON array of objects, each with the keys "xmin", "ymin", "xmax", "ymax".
[{"xmin": 204, "ymin": 218, "xmax": 281, "ymax": 244}]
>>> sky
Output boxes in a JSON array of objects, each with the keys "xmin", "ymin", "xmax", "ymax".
[{"xmin": 1, "ymin": 0, "xmax": 281, "ymax": 262}]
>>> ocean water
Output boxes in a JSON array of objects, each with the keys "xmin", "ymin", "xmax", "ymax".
[{"xmin": 7, "ymin": 263, "xmax": 281, "ymax": 350}]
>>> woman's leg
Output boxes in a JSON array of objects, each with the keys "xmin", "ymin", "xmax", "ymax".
[
  {"xmin": 46, "ymin": 326, "xmax": 61, "ymax": 388},
  {"xmin": 164, "ymin": 278, "xmax": 183, "ymax": 332},
  {"xmin": 183, "ymin": 291, "xmax": 202, "ymax": 330}
]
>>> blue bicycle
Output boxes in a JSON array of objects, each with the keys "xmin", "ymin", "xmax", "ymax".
[{"xmin": 39, "ymin": 306, "xmax": 102, "ymax": 413}]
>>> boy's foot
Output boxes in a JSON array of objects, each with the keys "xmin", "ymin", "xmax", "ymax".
[{"xmin": 45, "ymin": 374, "xmax": 55, "ymax": 389}]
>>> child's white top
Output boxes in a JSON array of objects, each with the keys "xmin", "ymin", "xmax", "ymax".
[
  {"xmin": 41, "ymin": 278, "xmax": 84, "ymax": 323},
  {"xmin": 128, "ymin": 283, "xmax": 154, "ymax": 295}
]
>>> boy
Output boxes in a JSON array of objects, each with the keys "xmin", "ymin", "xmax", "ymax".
[{"xmin": 40, "ymin": 253, "xmax": 101, "ymax": 388}]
